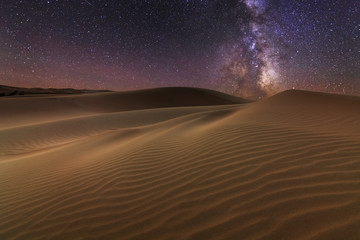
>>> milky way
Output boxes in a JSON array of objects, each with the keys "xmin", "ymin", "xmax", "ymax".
[
  {"xmin": 1, "ymin": 0, "xmax": 359, "ymax": 99},
  {"xmin": 213, "ymin": 0, "xmax": 283, "ymax": 98}
]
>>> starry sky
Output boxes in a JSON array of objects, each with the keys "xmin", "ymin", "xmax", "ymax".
[{"xmin": 1, "ymin": 0, "xmax": 359, "ymax": 99}]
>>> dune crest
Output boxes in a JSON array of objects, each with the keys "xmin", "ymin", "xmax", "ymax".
[{"xmin": 0, "ymin": 88, "xmax": 359, "ymax": 239}]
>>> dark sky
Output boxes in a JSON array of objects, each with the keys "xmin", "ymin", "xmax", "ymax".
[{"xmin": 1, "ymin": 0, "xmax": 359, "ymax": 99}]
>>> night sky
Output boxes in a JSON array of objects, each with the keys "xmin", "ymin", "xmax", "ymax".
[{"xmin": 1, "ymin": 0, "xmax": 359, "ymax": 99}]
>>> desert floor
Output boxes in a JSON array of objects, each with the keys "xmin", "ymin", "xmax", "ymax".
[{"xmin": 1, "ymin": 87, "xmax": 360, "ymax": 240}]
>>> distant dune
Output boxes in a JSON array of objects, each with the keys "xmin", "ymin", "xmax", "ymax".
[
  {"xmin": 0, "ymin": 87, "xmax": 359, "ymax": 239},
  {"xmin": 0, "ymin": 84, "xmax": 110, "ymax": 96}
]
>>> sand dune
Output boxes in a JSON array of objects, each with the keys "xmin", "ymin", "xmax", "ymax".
[
  {"xmin": 0, "ymin": 85, "xmax": 110, "ymax": 97},
  {"xmin": 0, "ymin": 87, "xmax": 248, "ymax": 129},
  {"xmin": 0, "ymin": 88, "xmax": 359, "ymax": 239}
]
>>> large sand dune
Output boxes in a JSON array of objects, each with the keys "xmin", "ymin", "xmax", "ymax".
[{"xmin": 0, "ymin": 88, "xmax": 359, "ymax": 239}]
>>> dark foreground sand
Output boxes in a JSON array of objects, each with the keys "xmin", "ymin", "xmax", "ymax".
[{"xmin": 0, "ymin": 87, "xmax": 359, "ymax": 239}]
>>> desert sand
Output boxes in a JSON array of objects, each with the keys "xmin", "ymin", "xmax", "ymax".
[{"xmin": 0, "ymin": 86, "xmax": 359, "ymax": 240}]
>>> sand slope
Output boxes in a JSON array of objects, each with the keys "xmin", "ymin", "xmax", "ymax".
[{"xmin": 0, "ymin": 89, "xmax": 359, "ymax": 240}]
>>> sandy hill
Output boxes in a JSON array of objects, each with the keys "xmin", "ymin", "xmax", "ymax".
[
  {"xmin": 0, "ymin": 88, "xmax": 359, "ymax": 239},
  {"xmin": 0, "ymin": 87, "xmax": 248, "ymax": 129}
]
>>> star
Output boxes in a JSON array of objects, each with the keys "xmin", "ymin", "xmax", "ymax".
[{"xmin": 0, "ymin": 0, "xmax": 358, "ymax": 98}]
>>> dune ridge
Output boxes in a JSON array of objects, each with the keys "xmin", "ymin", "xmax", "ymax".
[{"xmin": 0, "ymin": 88, "xmax": 359, "ymax": 239}]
